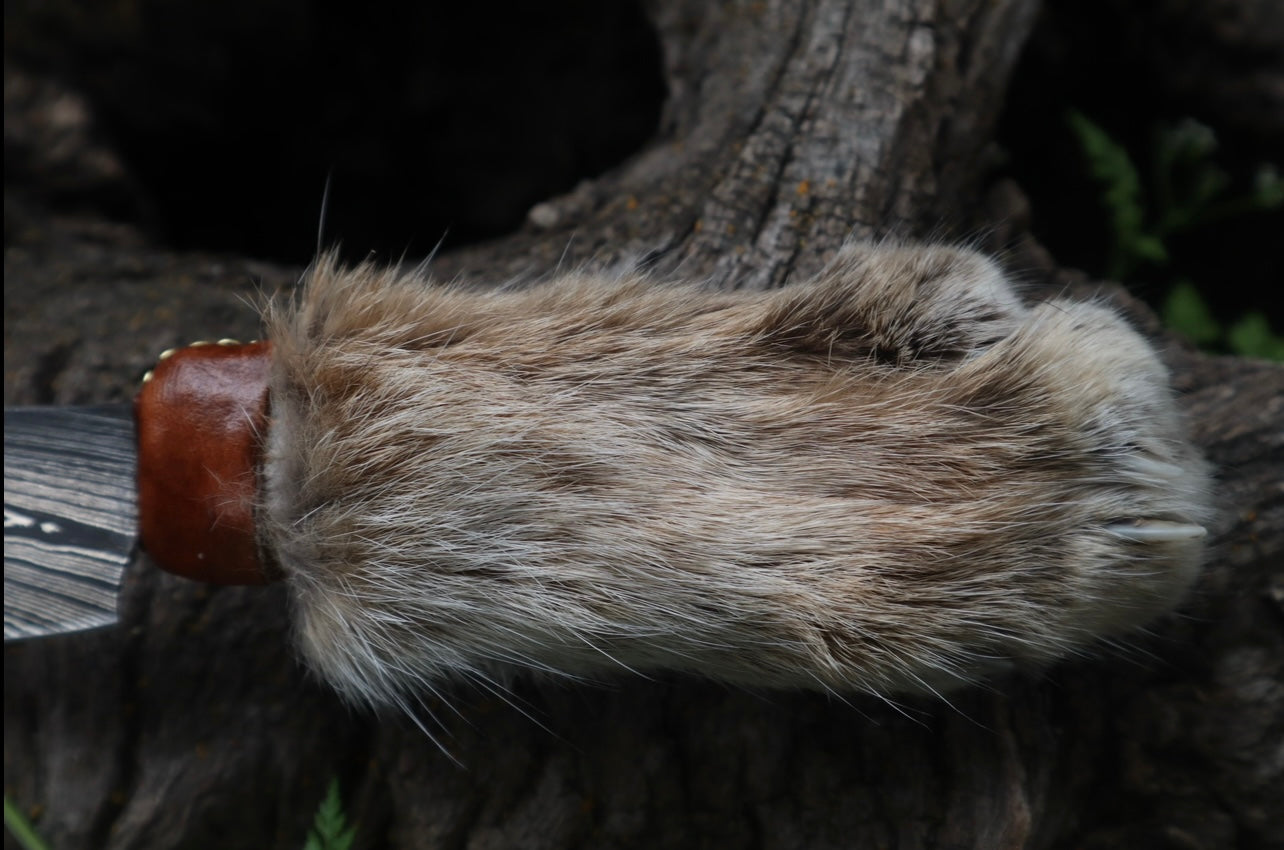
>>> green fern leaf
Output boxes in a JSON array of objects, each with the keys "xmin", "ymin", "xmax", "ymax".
[
  {"xmin": 305, "ymin": 778, "xmax": 357, "ymax": 850},
  {"xmin": 1067, "ymin": 110, "xmax": 1156, "ymax": 279}
]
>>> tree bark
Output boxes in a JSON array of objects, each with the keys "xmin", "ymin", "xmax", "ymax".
[{"xmin": 4, "ymin": 1, "xmax": 1281, "ymax": 849}]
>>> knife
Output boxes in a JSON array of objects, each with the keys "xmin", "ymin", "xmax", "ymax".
[
  {"xmin": 4, "ymin": 254, "xmax": 1215, "ymax": 719},
  {"xmin": 3, "ymin": 340, "xmax": 276, "ymax": 640},
  {"xmin": 4, "ymin": 405, "xmax": 137, "ymax": 639}
]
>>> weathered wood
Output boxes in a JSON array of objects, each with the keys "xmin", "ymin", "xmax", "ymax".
[{"xmin": 4, "ymin": 1, "xmax": 1281, "ymax": 849}]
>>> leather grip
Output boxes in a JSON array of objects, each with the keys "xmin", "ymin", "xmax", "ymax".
[{"xmin": 135, "ymin": 341, "xmax": 277, "ymax": 584}]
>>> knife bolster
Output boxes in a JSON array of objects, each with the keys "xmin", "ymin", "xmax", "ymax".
[{"xmin": 135, "ymin": 340, "xmax": 278, "ymax": 584}]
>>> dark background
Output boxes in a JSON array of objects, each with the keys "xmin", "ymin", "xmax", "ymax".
[
  {"xmin": 6, "ymin": 0, "xmax": 1280, "ymax": 329},
  {"xmin": 5, "ymin": 1, "xmax": 667, "ymax": 262}
]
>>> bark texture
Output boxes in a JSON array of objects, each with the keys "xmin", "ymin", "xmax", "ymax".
[{"xmin": 4, "ymin": 1, "xmax": 1282, "ymax": 849}]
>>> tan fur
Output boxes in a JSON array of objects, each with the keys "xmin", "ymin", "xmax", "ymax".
[{"xmin": 262, "ymin": 243, "xmax": 1211, "ymax": 711}]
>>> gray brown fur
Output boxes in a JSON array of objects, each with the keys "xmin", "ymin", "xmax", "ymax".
[{"xmin": 261, "ymin": 243, "xmax": 1211, "ymax": 711}]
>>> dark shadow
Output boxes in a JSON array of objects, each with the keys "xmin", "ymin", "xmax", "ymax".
[{"xmin": 6, "ymin": 1, "xmax": 667, "ymax": 264}]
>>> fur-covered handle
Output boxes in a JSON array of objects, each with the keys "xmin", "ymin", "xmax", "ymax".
[
  {"xmin": 256, "ymin": 247, "xmax": 1211, "ymax": 710},
  {"xmin": 125, "ymin": 245, "xmax": 1213, "ymax": 714},
  {"xmin": 135, "ymin": 340, "xmax": 277, "ymax": 585}
]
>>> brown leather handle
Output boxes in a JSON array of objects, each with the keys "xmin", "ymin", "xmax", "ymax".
[{"xmin": 134, "ymin": 340, "xmax": 278, "ymax": 584}]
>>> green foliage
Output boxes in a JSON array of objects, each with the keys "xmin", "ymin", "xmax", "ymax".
[
  {"xmin": 7, "ymin": 782, "xmax": 364, "ymax": 850},
  {"xmin": 304, "ymin": 779, "xmax": 357, "ymax": 850},
  {"xmin": 4, "ymin": 797, "xmax": 52, "ymax": 850},
  {"xmin": 1067, "ymin": 111, "xmax": 1166, "ymax": 280},
  {"xmin": 1162, "ymin": 280, "xmax": 1223, "ymax": 346},
  {"xmin": 1070, "ymin": 111, "xmax": 1283, "ymax": 360},
  {"xmin": 1227, "ymin": 311, "xmax": 1284, "ymax": 361},
  {"xmin": 1161, "ymin": 282, "xmax": 1284, "ymax": 359}
]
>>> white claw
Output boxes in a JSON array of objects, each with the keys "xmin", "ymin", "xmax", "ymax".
[
  {"xmin": 1106, "ymin": 520, "xmax": 1208, "ymax": 542},
  {"xmin": 1124, "ymin": 456, "xmax": 1190, "ymax": 483}
]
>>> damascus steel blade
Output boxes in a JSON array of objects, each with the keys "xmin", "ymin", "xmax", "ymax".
[{"xmin": 4, "ymin": 405, "xmax": 137, "ymax": 640}]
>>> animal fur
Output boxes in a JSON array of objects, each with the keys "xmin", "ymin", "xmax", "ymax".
[{"xmin": 261, "ymin": 243, "xmax": 1211, "ymax": 711}]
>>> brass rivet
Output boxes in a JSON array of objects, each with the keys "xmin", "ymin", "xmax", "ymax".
[
  {"xmin": 142, "ymin": 370, "xmax": 154, "ymax": 383},
  {"xmin": 218, "ymin": 338, "xmax": 240, "ymax": 346},
  {"xmin": 159, "ymin": 348, "xmax": 177, "ymax": 360}
]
